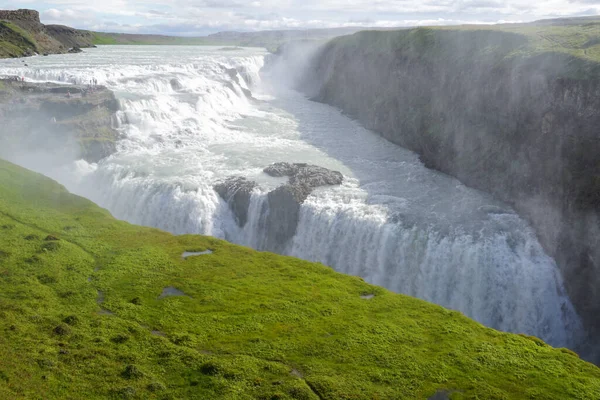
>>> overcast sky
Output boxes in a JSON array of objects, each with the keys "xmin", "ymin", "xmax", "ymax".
[{"xmin": 1, "ymin": 0, "xmax": 599, "ymax": 36}]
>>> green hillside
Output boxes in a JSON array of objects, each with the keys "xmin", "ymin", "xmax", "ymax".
[
  {"xmin": 0, "ymin": 21, "xmax": 37, "ymax": 57},
  {"xmin": 0, "ymin": 158, "xmax": 599, "ymax": 399}
]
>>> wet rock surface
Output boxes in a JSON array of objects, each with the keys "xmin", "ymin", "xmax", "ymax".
[
  {"xmin": 264, "ymin": 162, "xmax": 343, "ymax": 202},
  {"xmin": 264, "ymin": 163, "xmax": 343, "ymax": 248},
  {"xmin": 215, "ymin": 162, "xmax": 343, "ymax": 251},
  {"xmin": 214, "ymin": 177, "xmax": 258, "ymax": 227}
]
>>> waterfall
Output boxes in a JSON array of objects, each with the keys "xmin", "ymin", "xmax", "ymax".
[{"xmin": 0, "ymin": 45, "xmax": 585, "ymax": 352}]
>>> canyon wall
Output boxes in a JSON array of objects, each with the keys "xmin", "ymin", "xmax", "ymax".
[{"xmin": 297, "ymin": 28, "xmax": 600, "ymax": 355}]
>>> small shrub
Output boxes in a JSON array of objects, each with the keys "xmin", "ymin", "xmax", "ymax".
[
  {"xmin": 288, "ymin": 386, "xmax": 312, "ymax": 400},
  {"xmin": 42, "ymin": 242, "xmax": 60, "ymax": 252},
  {"xmin": 24, "ymin": 234, "xmax": 39, "ymax": 241},
  {"xmin": 147, "ymin": 382, "xmax": 166, "ymax": 392},
  {"xmin": 37, "ymin": 359, "xmax": 55, "ymax": 369},
  {"xmin": 121, "ymin": 365, "xmax": 143, "ymax": 380},
  {"xmin": 53, "ymin": 324, "xmax": 71, "ymax": 336},
  {"xmin": 171, "ymin": 333, "xmax": 192, "ymax": 346},
  {"xmin": 111, "ymin": 334, "xmax": 129, "ymax": 344},
  {"xmin": 44, "ymin": 235, "xmax": 60, "ymax": 241},
  {"xmin": 130, "ymin": 297, "xmax": 142, "ymax": 305},
  {"xmin": 63, "ymin": 315, "xmax": 79, "ymax": 326},
  {"xmin": 199, "ymin": 361, "xmax": 220, "ymax": 376},
  {"xmin": 25, "ymin": 255, "xmax": 41, "ymax": 264}
]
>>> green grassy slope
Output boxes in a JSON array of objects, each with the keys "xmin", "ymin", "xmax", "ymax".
[
  {"xmin": 90, "ymin": 32, "xmax": 211, "ymax": 46},
  {"xmin": 0, "ymin": 18, "xmax": 96, "ymax": 58},
  {"xmin": 0, "ymin": 21, "xmax": 38, "ymax": 57},
  {"xmin": 0, "ymin": 158, "xmax": 599, "ymax": 399}
]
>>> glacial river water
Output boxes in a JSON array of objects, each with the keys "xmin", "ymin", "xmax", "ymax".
[{"xmin": 0, "ymin": 45, "xmax": 585, "ymax": 351}]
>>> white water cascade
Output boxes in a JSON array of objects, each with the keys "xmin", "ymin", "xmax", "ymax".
[{"xmin": 0, "ymin": 45, "xmax": 584, "ymax": 351}]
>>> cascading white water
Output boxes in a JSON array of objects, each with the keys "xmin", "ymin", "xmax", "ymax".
[{"xmin": 0, "ymin": 45, "xmax": 584, "ymax": 351}]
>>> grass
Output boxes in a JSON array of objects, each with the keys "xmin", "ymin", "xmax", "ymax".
[
  {"xmin": 0, "ymin": 21, "xmax": 38, "ymax": 57},
  {"xmin": 91, "ymin": 32, "xmax": 118, "ymax": 45},
  {"xmin": 328, "ymin": 22, "xmax": 600, "ymax": 78},
  {"xmin": 90, "ymin": 32, "xmax": 211, "ymax": 46},
  {"xmin": 0, "ymin": 159, "xmax": 599, "ymax": 399}
]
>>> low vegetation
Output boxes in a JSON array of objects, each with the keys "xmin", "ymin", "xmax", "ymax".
[
  {"xmin": 0, "ymin": 21, "xmax": 38, "ymax": 57},
  {"xmin": 331, "ymin": 19, "xmax": 600, "ymax": 76},
  {"xmin": 0, "ymin": 159, "xmax": 599, "ymax": 399}
]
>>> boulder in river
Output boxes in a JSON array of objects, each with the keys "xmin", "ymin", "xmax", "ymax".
[
  {"xmin": 214, "ymin": 177, "xmax": 258, "ymax": 227},
  {"xmin": 263, "ymin": 163, "xmax": 343, "ymax": 248},
  {"xmin": 215, "ymin": 162, "xmax": 343, "ymax": 249},
  {"xmin": 170, "ymin": 78, "xmax": 183, "ymax": 91}
]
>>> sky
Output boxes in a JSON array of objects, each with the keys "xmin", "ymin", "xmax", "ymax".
[{"xmin": 1, "ymin": 0, "xmax": 599, "ymax": 36}]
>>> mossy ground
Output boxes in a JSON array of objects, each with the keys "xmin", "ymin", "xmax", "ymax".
[{"xmin": 0, "ymin": 160, "xmax": 599, "ymax": 399}]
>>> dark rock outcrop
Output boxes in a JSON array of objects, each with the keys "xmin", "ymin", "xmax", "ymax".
[
  {"xmin": 296, "ymin": 28, "xmax": 600, "ymax": 358},
  {"xmin": 264, "ymin": 162, "xmax": 343, "ymax": 202},
  {"xmin": 214, "ymin": 177, "xmax": 258, "ymax": 227},
  {"xmin": 263, "ymin": 163, "xmax": 343, "ymax": 248},
  {"xmin": 0, "ymin": 9, "xmax": 40, "ymax": 22},
  {"xmin": 170, "ymin": 78, "xmax": 183, "ymax": 91},
  {"xmin": 215, "ymin": 163, "xmax": 343, "ymax": 250}
]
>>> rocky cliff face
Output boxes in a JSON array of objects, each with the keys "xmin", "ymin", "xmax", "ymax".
[
  {"xmin": 297, "ymin": 28, "xmax": 600, "ymax": 358},
  {"xmin": 0, "ymin": 79, "xmax": 119, "ymax": 163},
  {"xmin": 0, "ymin": 8, "xmax": 95, "ymax": 58},
  {"xmin": 0, "ymin": 9, "xmax": 40, "ymax": 22}
]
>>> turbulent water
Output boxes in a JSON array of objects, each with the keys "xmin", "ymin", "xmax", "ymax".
[{"xmin": 0, "ymin": 46, "xmax": 585, "ymax": 350}]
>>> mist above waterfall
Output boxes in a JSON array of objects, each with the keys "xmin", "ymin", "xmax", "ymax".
[{"xmin": 0, "ymin": 45, "xmax": 587, "ymax": 356}]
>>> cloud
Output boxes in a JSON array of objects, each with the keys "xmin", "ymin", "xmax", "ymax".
[{"xmin": 4, "ymin": 0, "xmax": 597, "ymax": 35}]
